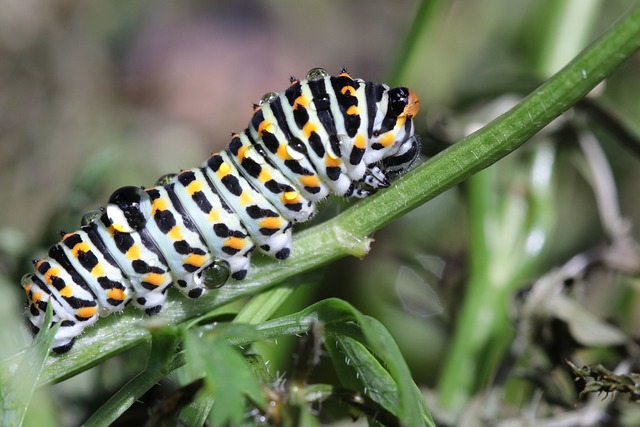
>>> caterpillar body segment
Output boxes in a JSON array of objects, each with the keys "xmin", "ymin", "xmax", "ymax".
[{"xmin": 21, "ymin": 68, "xmax": 421, "ymax": 352}]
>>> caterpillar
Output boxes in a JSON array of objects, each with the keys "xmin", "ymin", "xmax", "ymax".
[{"xmin": 21, "ymin": 68, "xmax": 420, "ymax": 353}]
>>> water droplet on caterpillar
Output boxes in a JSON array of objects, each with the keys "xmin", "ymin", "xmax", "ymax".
[
  {"xmin": 155, "ymin": 173, "xmax": 177, "ymax": 186},
  {"xmin": 259, "ymin": 92, "xmax": 278, "ymax": 106},
  {"xmin": 21, "ymin": 273, "xmax": 33, "ymax": 288},
  {"xmin": 306, "ymin": 68, "xmax": 329, "ymax": 81},
  {"xmin": 195, "ymin": 259, "xmax": 231, "ymax": 289},
  {"xmin": 80, "ymin": 210, "xmax": 102, "ymax": 227},
  {"xmin": 105, "ymin": 186, "xmax": 151, "ymax": 233}
]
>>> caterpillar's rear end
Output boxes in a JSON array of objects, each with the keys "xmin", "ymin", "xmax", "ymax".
[{"xmin": 21, "ymin": 68, "xmax": 421, "ymax": 353}]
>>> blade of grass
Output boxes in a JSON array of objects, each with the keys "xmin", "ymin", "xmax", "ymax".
[{"xmin": 233, "ymin": 282, "xmax": 299, "ymax": 325}]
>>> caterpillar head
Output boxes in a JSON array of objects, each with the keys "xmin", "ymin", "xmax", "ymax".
[{"xmin": 367, "ymin": 86, "xmax": 421, "ymax": 183}]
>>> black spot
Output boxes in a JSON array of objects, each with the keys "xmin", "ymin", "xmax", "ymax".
[
  {"xmin": 173, "ymin": 240, "xmax": 192, "ymax": 255},
  {"xmin": 29, "ymin": 304, "xmax": 40, "ymax": 317},
  {"xmin": 207, "ymin": 155, "xmax": 224, "ymax": 171},
  {"xmin": 260, "ymin": 132, "xmax": 280, "ymax": 154},
  {"xmin": 308, "ymin": 133, "xmax": 325, "ymax": 157},
  {"xmin": 222, "ymin": 246, "xmax": 240, "ymax": 255},
  {"xmin": 183, "ymin": 263, "xmax": 199, "ymax": 273},
  {"xmin": 259, "ymin": 227, "xmax": 278, "ymax": 236},
  {"xmin": 284, "ymin": 82, "xmax": 302, "ymax": 106},
  {"xmin": 52, "ymin": 339, "xmax": 75, "ymax": 354},
  {"xmin": 275, "ymin": 247, "xmax": 290, "ymax": 260},
  {"xmin": 132, "ymin": 260, "xmax": 151, "ymax": 274},
  {"xmin": 350, "ymin": 147, "xmax": 365, "ymax": 165},
  {"xmin": 145, "ymin": 305, "xmax": 162, "ymax": 316},
  {"xmin": 177, "ymin": 171, "xmax": 196, "ymax": 186},
  {"xmin": 240, "ymin": 157, "xmax": 262, "ymax": 178},
  {"xmin": 285, "ymin": 203, "xmax": 303, "ymax": 212},
  {"xmin": 228, "ymin": 136, "xmax": 242, "ymax": 154},
  {"xmin": 188, "ymin": 288, "xmax": 204, "ymax": 298},
  {"xmin": 97, "ymin": 276, "xmax": 124, "ymax": 291},
  {"xmin": 264, "ymin": 180, "xmax": 283, "ymax": 194},
  {"xmin": 61, "ymin": 233, "xmax": 83, "ymax": 248},
  {"xmin": 154, "ymin": 209, "xmax": 176, "ymax": 234},
  {"xmin": 326, "ymin": 166, "xmax": 341, "ymax": 181},
  {"xmin": 232, "ymin": 270, "xmax": 247, "ymax": 280},
  {"xmin": 193, "ymin": 191, "xmax": 212, "ymax": 213},
  {"xmin": 304, "ymin": 186, "xmax": 321, "ymax": 194},
  {"xmin": 387, "ymin": 87, "xmax": 409, "ymax": 116},
  {"xmin": 221, "ymin": 175, "xmax": 243, "ymax": 197},
  {"xmin": 246, "ymin": 205, "xmax": 278, "ymax": 219},
  {"xmin": 214, "ymin": 223, "xmax": 230, "ymax": 237}
]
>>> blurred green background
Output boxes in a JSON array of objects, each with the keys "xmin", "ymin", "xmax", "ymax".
[{"xmin": 1, "ymin": 0, "xmax": 639, "ymax": 425}]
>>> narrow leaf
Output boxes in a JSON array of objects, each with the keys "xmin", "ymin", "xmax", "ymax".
[{"xmin": 1, "ymin": 305, "xmax": 56, "ymax": 426}]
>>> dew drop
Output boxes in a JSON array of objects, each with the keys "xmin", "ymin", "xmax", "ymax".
[
  {"xmin": 21, "ymin": 273, "xmax": 33, "ymax": 288},
  {"xmin": 259, "ymin": 92, "xmax": 279, "ymax": 106},
  {"xmin": 306, "ymin": 67, "xmax": 328, "ymax": 81},
  {"xmin": 80, "ymin": 210, "xmax": 102, "ymax": 227},
  {"xmin": 196, "ymin": 259, "xmax": 231, "ymax": 289},
  {"xmin": 105, "ymin": 186, "xmax": 151, "ymax": 233},
  {"xmin": 155, "ymin": 173, "xmax": 177, "ymax": 186}
]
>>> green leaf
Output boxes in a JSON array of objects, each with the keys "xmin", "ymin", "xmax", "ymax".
[
  {"xmin": 1, "ymin": 304, "xmax": 56, "ymax": 427},
  {"xmin": 183, "ymin": 328, "xmax": 267, "ymax": 426},
  {"xmin": 325, "ymin": 334, "xmax": 399, "ymax": 421},
  {"xmin": 246, "ymin": 299, "xmax": 435, "ymax": 427}
]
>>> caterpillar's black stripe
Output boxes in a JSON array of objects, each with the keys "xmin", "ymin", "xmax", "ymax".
[{"xmin": 21, "ymin": 68, "xmax": 421, "ymax": 353}]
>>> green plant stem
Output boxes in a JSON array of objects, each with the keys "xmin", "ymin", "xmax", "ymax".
[
  {"xmin": 437, "ymin": 0, "xmax": 608, "ymax": 410},
  {"xmin": 437, "ymin": 168, "xmax": 501, "ymax": 407},
  {"xmin": 536, "ymin": 0, "xmax": 603, "ymax": 77},
  {"xmin": 82, "ymin": 334, "xmax": 183, "ymax": 427},
  {"xmin": 389, "ymin": 0, "xmax": 448, "ymax": 84},
  {"xmin": 3, "ymin": 3, "xmax": 640, "ymax": 386}
]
